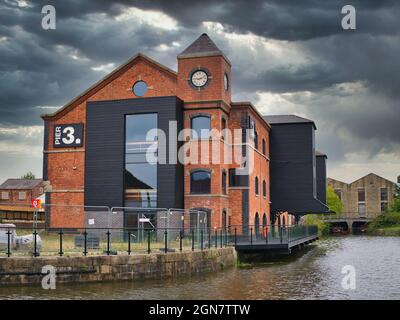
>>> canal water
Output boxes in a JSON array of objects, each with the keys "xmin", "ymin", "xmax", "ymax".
[{"xmin": 0, "ymin": 236, "xmax": 399, "ymax": 300}]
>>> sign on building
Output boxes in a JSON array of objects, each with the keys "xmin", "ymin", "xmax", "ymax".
[{"xmin": 53, "ymin": 124, "xmax": 84, "ymax": 147}]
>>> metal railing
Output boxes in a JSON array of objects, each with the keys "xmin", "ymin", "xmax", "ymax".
[{"xmin": 0, "ymin": 224, "xmax": 318, "ymax": 258}]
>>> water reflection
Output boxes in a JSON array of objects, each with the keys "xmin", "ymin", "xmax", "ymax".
[{"xmin": 0, "ymin": 236, "xmax": 399, "ymax": 300}]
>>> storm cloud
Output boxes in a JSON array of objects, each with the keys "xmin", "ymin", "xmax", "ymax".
[{"xmin": 0, "ymin": 0, "xmax": 399, "ymax": 182}]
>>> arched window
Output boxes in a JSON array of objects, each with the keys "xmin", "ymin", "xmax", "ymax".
[
  {"xmin": 191, "ymin": 115, "xmax": 211, "ymax": 139},
  {"xmin": 222, "ymin": 170, "xmax": 227, "ymax": 195},
  {"xmin": 263, "ymin": 180, "xmax": 267, "ymax": 197},
  {"xmin": 190, "ymin": 170, "xmax": 211, "ymax": 194},
  {"xmin": 255, "ymin": 176, "xmax": 259, "ymax": 195},
  {"xmin": 282, "ymin": 216, "xmax": 286, "ymax": 227},
  {"xmin": 254, "ymin": 212, "xmax": 260, "ymax": 235},
  {"xmin": 221, "ymin": 117, "xmax": 227, "ymax": 140},
  {"xmin": 262, "ymin": 213, "xmax": 267, "ymax": 229},
  {"xmin": 262, "ymin": 138, "xmax": 266, "ymax": 155},
  {"xmin": 222, "ymin": 209, "xmax": 227, "ymax": 230}
]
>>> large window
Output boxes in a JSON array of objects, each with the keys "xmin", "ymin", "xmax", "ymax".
[
  {"xmin": 357, "ymin": 188, "xmax": 366, "ymax": 217},
  {"xmin": 358, "ymin": 203, "xmax": 366, "ymax": 216},
  {"xmin": 191, "ymin": 115, "xmax": 211, "ymax": 139},
  {"xmin": 190, "ymin": 170, "xmax": 211, "ymax": 194},
  {"xmin": 381, "ymin": 188, "xmax": 388, "ymax": 201},
  {"xmin": 358, "ymin": 189, "xmax": 365, "ymax": 202},
  {"xmin": 125, "ymin": 113, "xmax": 158, "ymax": 208}
]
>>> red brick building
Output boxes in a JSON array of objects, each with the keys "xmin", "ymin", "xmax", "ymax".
[{"xmin": 41, "ymin": 34, "xmax": 327, "ymax": 230}]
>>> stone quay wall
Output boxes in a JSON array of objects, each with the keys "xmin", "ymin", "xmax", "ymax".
[{"xmin": 0, "ymin": 248, "xmax": 236, "ymax": 285}]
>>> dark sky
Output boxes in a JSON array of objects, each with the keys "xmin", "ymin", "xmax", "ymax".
[{"xmin": 0, "ymin": 0, "xmax": 399, "ymax": 183}]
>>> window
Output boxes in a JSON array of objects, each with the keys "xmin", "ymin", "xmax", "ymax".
[
  {"xmin": 358, "ymin": 203, "xmax": 366, "ymax": 216},
  {"xmin": 263, "ymin": 180, "xmax": 267, "ymax": 197},
  {"xmin": 262, "ymin": 138, "xmax": 266, "ymax": 155},
  {"xmin": 381, "ymin": 188, "xmax": 388, "ymax": 201},
  {"xmin": 358, "ymin": 189, "xmax": 365, "ymax": 202},
  {"xmin": 334, "ymin": 189, "xmax": 342, "ymax": 201},
  {"xmin": 125, "ymin": 113, "xmax": 158, "ymax": 208},
  {"xmin": 221, "ymin": 117, "xmax": 226, "ymax": 140},
  {"xmin": 222, "ymin": 171, "xmax": 227, "ymax": 195},
  {"xmin": 190, "ymin": 170, "xmax": 211, "ymax": 194},
  {"xmin": 255, "ymin": 177, "xmax": 259, "ymax": 195},
  {"xmin": 262, "ymin": 213, "xmax": 267, "ymax": 230},
  {"xmin": 254, "ymin": 131, "xmax": 258, "ymax": 150},
  {"xmin": 191, "ymin": 115, "xmax": 211, "ymax": 139},
  {"xmin": 222, "ymin": 210, "xmax": 227, "ymax": 229},
  {"xmin": 254, "ymin": 212, "xmax": 260, "ymax": 235},
  {"xmin": 1, "ymin": 191, "xmax": 9, "ymax": 200},
  {"xmin": 18, "ymin": 192, "xmax": 26, "ymax": 200},
  {"xmin": 380, "ymin": 188, "xmax": 388, "ymax": 213},
  {"xmin": 132, "ymin": 80, "xmax": 148, "ymax": 97}
]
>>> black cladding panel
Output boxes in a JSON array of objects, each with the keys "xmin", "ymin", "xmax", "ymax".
[
  {"xmin": 269, "ymin": 123, "xmax": 328, "ymax": 214},
  {"xmin": 316, "ymin": 155, "xmax": 327, "ymax": 204},
  {"xmin": 85, "ymin": 96, "xmax": 183, "ymax": 209}
]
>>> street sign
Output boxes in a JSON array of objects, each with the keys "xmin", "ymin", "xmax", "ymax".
[
  {"xmin": 139, "ymin": 218, "xmax": 150, "ymax": 223},
  {"xmin": 31, "ymin": 199, "xmax": 42, "ymax": 209}
]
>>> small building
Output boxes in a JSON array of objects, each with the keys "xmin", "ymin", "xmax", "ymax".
[
  {"xmin": 0, "ymin": 179, "xmax": 46, "ymax": 227},
  {"xmin": 328, "ymin": 173, "xmax": 396, "ymax": 219}
]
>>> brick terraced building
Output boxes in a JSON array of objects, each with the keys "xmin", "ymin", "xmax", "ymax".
[{"xmin": 41, "ymin": 34, "xmax": 329, "ymax": 230}]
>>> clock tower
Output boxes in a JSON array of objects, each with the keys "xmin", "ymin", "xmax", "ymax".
[{"xmin": 177, "ymin": 33, "xmax": 231, "ymax": 108}]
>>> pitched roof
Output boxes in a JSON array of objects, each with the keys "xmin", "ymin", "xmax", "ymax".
[
  {"xmin": 178, "ymin": 33, "xmax": 231, "ymax": 64},
  {"xmin": 0, "ymin": 179, "xmax": 43, "ymax": 190},
  {"xmin": 263, "ymin": 115, "xmax": 317, "ymax": 129},
  {"xmin": 351, "ymin": 173, "xmax": 396, "ymax": 185},
  {"xmin": 41, "ymin": 53, "xmax": 177, "ymax": 120}
]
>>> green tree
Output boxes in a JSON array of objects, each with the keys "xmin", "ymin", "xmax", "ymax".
[
  {"xmin": 389, "ymin": 184, "xmax": 400, "ymax": 212},
  {"xmin": 327, "ymin": 185, "xmax": 343, "ymax": 216},
  {"xmin": 21, "ymin": 171, "xmax": 36, "ymax": 180}
]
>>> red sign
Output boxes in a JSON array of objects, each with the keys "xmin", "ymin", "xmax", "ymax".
[{"xmin": 31, "ymin": 199, "xmax": 42, "ymax": 209}]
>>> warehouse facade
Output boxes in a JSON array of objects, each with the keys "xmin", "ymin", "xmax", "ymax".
[{"xmin": 41, "ymin": 34, "xmax": 328, "ymax": 230}]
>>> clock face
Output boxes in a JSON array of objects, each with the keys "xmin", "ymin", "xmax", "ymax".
[
  {"xmin": 191, "ymin": 70, "xmax": 208, "ymax": 87},
  {"xmin": 224, "ymin": 73, "xmax": 229, "ymax": 91}
]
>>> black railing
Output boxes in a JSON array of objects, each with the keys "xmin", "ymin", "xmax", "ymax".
[{"xmin": 0, "ymin": 224, "xmax": 317, "ymax": 258}]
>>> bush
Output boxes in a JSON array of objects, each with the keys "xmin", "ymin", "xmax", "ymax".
[{"xmin": 368, "ymin": 211, "xmax": 400, "ymax": 230}]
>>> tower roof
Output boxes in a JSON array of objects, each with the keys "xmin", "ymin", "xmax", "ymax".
[{"xmin": 178, "ymin": 33, "xmax": 230, "ymax": 64}]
